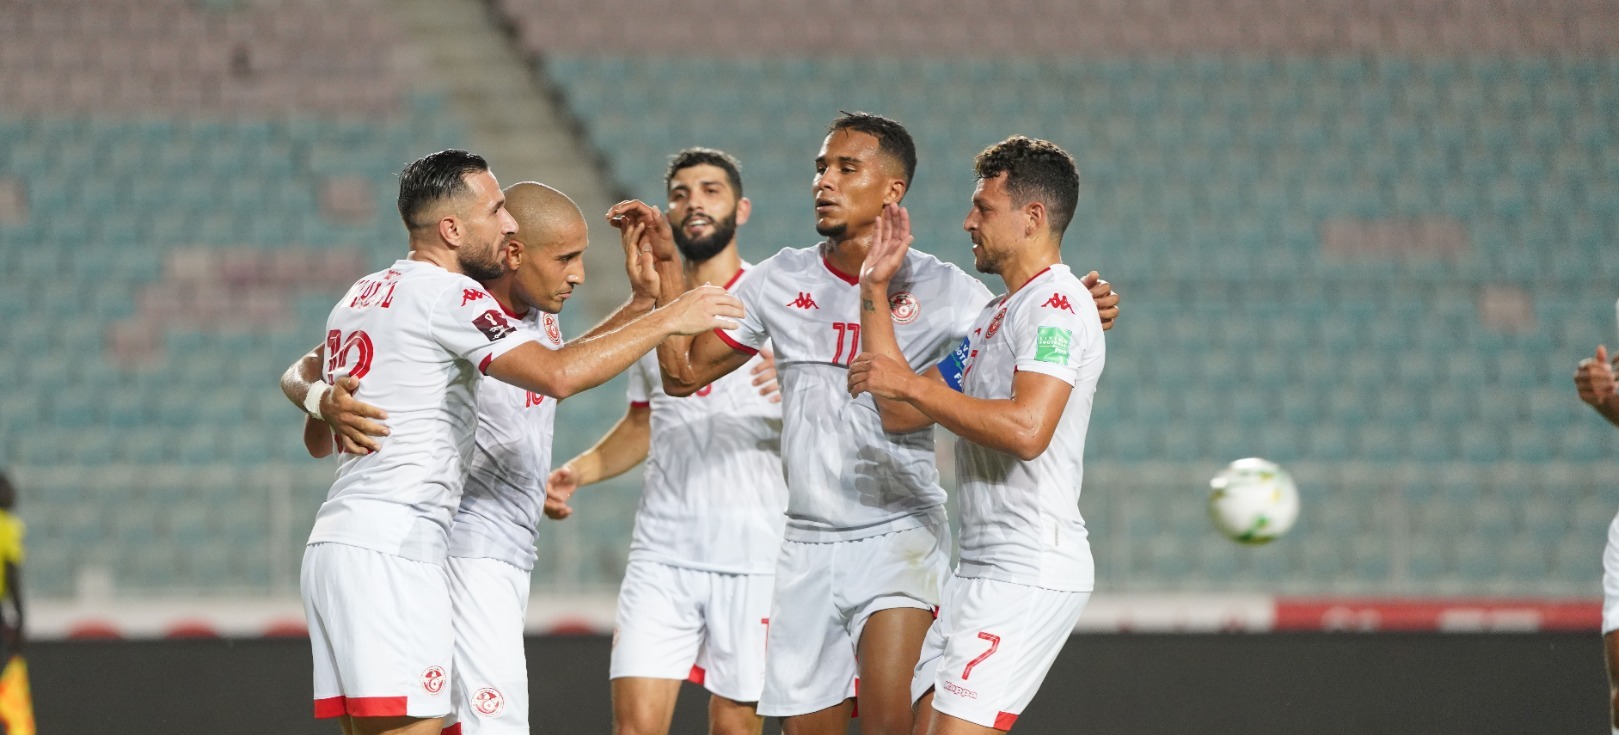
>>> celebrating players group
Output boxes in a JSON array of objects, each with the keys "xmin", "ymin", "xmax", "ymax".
[{"xmin": 280, "ymin": 111, "xmax": 1121, "ymax": 735}]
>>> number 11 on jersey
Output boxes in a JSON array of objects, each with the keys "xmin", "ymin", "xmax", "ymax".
[{"xmin": 831, "ymin": 322, "xmax": 860, "ymax": 365}]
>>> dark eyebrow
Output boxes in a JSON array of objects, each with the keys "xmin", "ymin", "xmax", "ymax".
[{"xmin": 836, "ymin": 155, "xmax": 862, "ymax": 166}]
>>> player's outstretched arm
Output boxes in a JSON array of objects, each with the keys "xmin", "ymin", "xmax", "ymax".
[
  {"xmin": 279, "ymin": 343, "xmax": 390, "ymax": 455},
  {"xmin": 543, "ymin": 404, "xmax": 652, "ymax": 519},
  {"xmin": 487, "ymin": 284, "xmax": 743, "ymax": 399},
  {"xmin": 856, "ymin": 203, "xmax": 937, "ymax": 432},
  {"xmin": 1575, "ymin": 345, "xmax": 1619, "ymax": 428},
  {"xmin": 606, "ymin": 198, "xmax": 756, "ymax": 396},
  {"xmin": 850, "ymin": 356, "xmax": 1072, "ymax": 461}
]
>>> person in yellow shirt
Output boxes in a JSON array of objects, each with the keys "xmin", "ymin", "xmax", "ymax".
[{"xmin": 0, "ymin": 472, "xmax": 21, "ymax": 659}]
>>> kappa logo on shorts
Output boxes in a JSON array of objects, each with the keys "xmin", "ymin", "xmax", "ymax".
[
  {"xmin": 473, "ymin": 687, "xmax": 505, "ymax": 716},
  {"xmin": 473, "ymin": 309, "xmax": 517, "ymax": 342},
  {"xmin": 421, "ymin": 666, "xmax": 446, "ymax": 694},
  {"xmin": 942, "ymin": 680, "xmax": 978, "ymax": 699},
  {"xmin": 889, "ymin": 291, "xmax": 920, "ymax": 324}
]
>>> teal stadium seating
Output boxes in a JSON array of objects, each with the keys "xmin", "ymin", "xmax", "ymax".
[{"xmin": 4, "ymin": 0, "xmax": 1619, "ymax": 599}]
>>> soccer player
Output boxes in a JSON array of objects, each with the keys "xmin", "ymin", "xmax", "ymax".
[
  {"xmin": 545, "ymin": 148, "xmax": 787, "ymax": 735},
  {"xmin": 849, "ymin": 136, "xmax": 1102, "ymax": 734},
  {"xmin": 610, "ymin": 115, "xmax": 1118, "ymax": 735},
  {"xmin": 1573, "ymin": 341, "xmax": 1619, "ymax": 735},
  {"xmin": 279, "ymin": 150, "xmax": 742, "ymax": 735}
]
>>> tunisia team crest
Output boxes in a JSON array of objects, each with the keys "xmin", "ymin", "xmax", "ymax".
[
  {"xmin": 889, "ymin": 292, "xmax": 920, "ymax": 324},
  {"xmin": 421, "ymin": 666, "xmax": 446, "ymax": 694},
  {"xmin": 543, "ymin": 313, "xmax": 562, "ymax": 345},
  {"xmin": 984, "ymin": 308, "xmax": 1007, "ymax": 340},
  {"xmin": 473, "ymin": 687, "xmax": 505, "ymax": 716}
]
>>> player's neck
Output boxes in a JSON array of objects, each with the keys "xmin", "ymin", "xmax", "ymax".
[
  {"xmin": 1001, "ymin": 249, "xmax": 1062, "ymax": 297},
  {"xmin": 683, "ymin": 245, "xmax": 743, "ymax": 289},
  {"xmin": 824, "ymin": 225, "xmax": 875, "ymax": 279},
  {"xmin": 406, "ymin": 239, "xmax": 461, "ymax": 274},
  {"xmin": 481, "ymin": 277, "xmax": 528, "ymax": 318}
]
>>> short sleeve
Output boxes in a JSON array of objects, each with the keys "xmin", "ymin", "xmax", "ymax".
[
  {"xmin": 626, "ymin": 353, "xmax": 655, "ymax": 407},
  {"xmin": 1011, "ymin": 280, "xmax": 1101, "ymax": 385},
  {"xmin": 949, "ymin": 271, "xmax": 996, "ymax": 343},
  {"xmin": 428, "ymin": 285, "xmax": 539, "ymax": 373},
  {"xmin": 716, "ymin": 262, "xmax": 768, "ymax": 354}
]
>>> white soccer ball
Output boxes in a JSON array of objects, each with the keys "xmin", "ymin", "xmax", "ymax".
[{"xmin": 1207, "ymin": 458, "xmax": 1299, "ymax": 545}]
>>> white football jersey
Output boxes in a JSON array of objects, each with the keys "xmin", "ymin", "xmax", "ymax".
[
  {"xmin": 719, "ymin": 244, "xmax": 993, "ymax": 542},
  {"xmin": 626, "ymin": 266, "xmax": 788, "ymax": 575},
  {"xmin": 946, "ymin": 264, "xmax": 1104, "ymax": 592},
  {"xmin": 447, "ymin": 308, "xmax": 565, "ymax": 571},
  {"xmin": 309, "ymin": 259, "xmax": 539, "ymax": 564}
]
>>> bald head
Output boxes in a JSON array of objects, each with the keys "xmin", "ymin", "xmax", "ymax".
[
  {"xmin": 504, "ymin": 181, "xmax": 586, "ymax": 244},
  {"xmin": 501, "ymin": 181, "xmax": 589, "ymax": 314}
]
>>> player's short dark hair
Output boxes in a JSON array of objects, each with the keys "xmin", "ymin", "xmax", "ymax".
[
  {"xmin": 974, "ymin": 135, "xmax": 1080, "ymax": 239},
  {"xmin": 829, "ymin": 111, "xmax": 917, "ymax": 187},
  {"xmin": 666, "ymin": 148, "xmax": 744, "ymax": 198},
  {"xmin": 397, "ymin": 149, "xmax": 490, "ymax": 231}
]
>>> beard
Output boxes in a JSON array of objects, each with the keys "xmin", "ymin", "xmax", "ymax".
[
  {"xmin": 458, "ymin": 240, "xmax": 507, "ymax": 282},
  {"xmin": 815, "ymin": 219, "xmax": 847, "ymax": 238},
  {"xmin": 673, "ymin": 211, "xmax": 737, "ymax": 263},
  {"xmin": 972, "ymin": 243, "xmax": 1004, "ymax": 275}
]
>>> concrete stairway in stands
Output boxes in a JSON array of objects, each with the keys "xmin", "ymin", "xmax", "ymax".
[{"xmin": 394, "ymin": 0, "xmax": 629, "ymax": 321}]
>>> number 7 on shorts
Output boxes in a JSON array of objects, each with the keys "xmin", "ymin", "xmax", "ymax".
[{"xmin": 962, "ymin": 631, "xmax": 1000, "ymax": 680}]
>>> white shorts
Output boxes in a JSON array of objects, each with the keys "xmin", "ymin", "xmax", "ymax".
[
  {"xmin": 1603, "ymin": 512, "xmax": 1619, "ymax": 634},
  {"xmin": 610, "ymin": 559, "xmax": 774, "ymax": 703},
  {"xmin": 302, "ymin": 542, "xmax": 454, "ymax": 720},
  {"xmin": 443, "ymin": 556, "xmax": 531, "ymax": 735},
  {"xmin": 912, "ymin": 576, "xmax": 1089, "ymax": 732},
  {"xmin": 757, "ymin": 519, "xmax": 950, "ymax": 718}
]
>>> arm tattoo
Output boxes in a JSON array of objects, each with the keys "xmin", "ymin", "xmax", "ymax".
[{"xmin": 862, "ymin": 298, "xmax": 875, "ymax": 313}]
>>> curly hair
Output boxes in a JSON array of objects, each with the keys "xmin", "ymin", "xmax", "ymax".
[
  {"xmin": 665, "ymin": 147, "xmax": 744, "ymax": 197},
  {"xmin": 973, "ymin": 136, "xmax": 1079, "ymax": 238}
]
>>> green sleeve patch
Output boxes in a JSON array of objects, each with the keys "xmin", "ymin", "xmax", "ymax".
[{"xmin": 1034, "ymin": 326, "xmax": 1071, "ymax": 364}]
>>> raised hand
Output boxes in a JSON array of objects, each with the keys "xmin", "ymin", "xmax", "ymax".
[
  {"xmin": 847, "ymin": 351, "xmax": 915, "ymax": 401},
  {"xmin": 607, "ymin": 200, "xmax": 677, "ymax": 264},
  {"xmin": 543, "ymin": 465, "xmax": 578, "ymax": 520},
  {"xmin": 662, "ymin": 284, "xmax": 745, "ymax": 335},
  {"xmin": 751, "ymin": 346, "xmax": 782, "ymax": 403},
  {"xmin": 861, "ymin": 203, "xmax": 912, "ymax": 288},
  {"xmin": 1081, "ymin": 270, "xmax": 1120, "ymax": 331},
  {"xmin": 1575, "ymin": 345, "xmax": 1618, "ymax": 409},
  {"xmin": 616, "ymin": 213, "xmax": 660, "ymax": 306},
  {"xmin": 322, "ymin": 376, "xmax": 390, "ymax": 455}
]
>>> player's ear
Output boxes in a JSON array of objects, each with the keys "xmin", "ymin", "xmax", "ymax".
[
  {"xmin": 502, "ymin": 239, "xmax": 525, "ymax": 270},
  {"xmin": 735, "ymin": 197, "xmax": 753, "ymax": 227},
  {"xmin": 884, "ymin": 177, "xmax": 907, "ymax": 206},
  {"xmin": 438, "ymin": 213, "xmax": 461, "ymax": 247},
  {"xmin": 1025, "ymin": 200, "xmax": 1046, "ymax": 237}
]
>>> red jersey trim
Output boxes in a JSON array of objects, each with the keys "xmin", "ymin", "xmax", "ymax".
[
  {"xmin": 441, "ymin": 724, "xmax": 463, "ymax": 735},
  {"xmin": 687, "ymin": 665, "xmax": 706, "ymax": 685},
  {"xmin": 629, "ymin": 400, "xmax": 651, "ymax": 409},
  {"xmin": 714, "ymin": 328, "xmax": 759, "ymax": 356},
  {"xmin": 994, "ymin": 711, "xmax": 1018, "ymax": 730},
  {"xmin": 478, "ymin": 354, "xmax": 494, "ymax": 375},
  {"xmin": 1018, "ymin": 266, "xmax": 1054, "ymax": 292},
  {"xmin": 500, "ymin": 302, "xmax": 527, "ymax": 319},
  {"xmin": 723, "ymin": 267, "xmax": 746, "ymax": 290},
  {"xmin": 822, "ymin": 255, "xmax": 859, "ymax": 286}
]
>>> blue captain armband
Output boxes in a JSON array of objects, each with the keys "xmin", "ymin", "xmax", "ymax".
[{"xmin": 938, "ymin": 336, "xmax": 970, "ymax": 392}]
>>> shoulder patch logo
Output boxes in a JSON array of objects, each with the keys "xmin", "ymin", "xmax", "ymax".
[
  {"xmin": 543, "ymin": 313, "xmax": 562, "ymax": 345},
  {"xmin": 463, "ymin": 289, "xmax": 490, "ymax": 306},
  {"xmin": 1041, "ymin": 293, "xmax": 1075, "ymax": 313},
  {"xmin": 1035, "ymin": 326, "xmax": 1072, "ymax": 365},
  {"xmin": 473, "ymin": 309, "xmax": 517, "ymax": 342},
  {"xmin": 889, "ymin": 291, "xmax": 920, "ymax": 324},
  {"xmin": 787, "ymin": 292, "xmax": 819, "ymax": 310}
]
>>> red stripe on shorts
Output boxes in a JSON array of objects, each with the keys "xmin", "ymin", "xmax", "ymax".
[
  {"xmin": 993, "ymin": 711, "xmax": 1018, "ymax": 730},
  {"xmin": 314, "ymin": 697, "xmax": 347, "ymax": 718},
  {"xmin": 687, "ymin": 665, "xmax": 706, "ymax": 685},
  {"xmin": 346, "ymin": 696, "xmax": 410, "ymax": 717}
]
